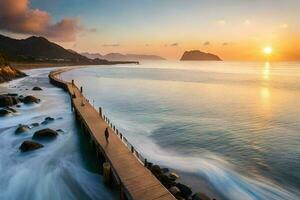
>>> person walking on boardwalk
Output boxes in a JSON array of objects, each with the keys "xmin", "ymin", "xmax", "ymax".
[{"xmin": 104, "ymin": 127, "xmax": 110, "ymax": 144}]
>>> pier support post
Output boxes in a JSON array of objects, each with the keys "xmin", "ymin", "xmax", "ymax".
[
  {"xmin": 120, "ymin": 187, "xmax": 126, "ymax": 200},
  {"xmin": 103, "ymin": 162, "xmax": 111, "ymax": 185},
  {"xmin": 98, "ymin": 107, "xmax": 102, "ymax": 118}
]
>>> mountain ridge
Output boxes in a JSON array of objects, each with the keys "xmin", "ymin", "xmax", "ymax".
[{"xmin": 82, "ymin": 52, "xmax": 165, "ymax": 61}]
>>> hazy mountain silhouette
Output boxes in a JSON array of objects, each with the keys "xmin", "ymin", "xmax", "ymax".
[
  {"xmin": 0, "ymin": 34, "xmax": 91, "ymax": 63},
  {"xmin": 180, "ymin": 50, "xmax": 222, "ymax": 61},
  {"xmin": 82, "ymin": 52, "xmax": 165, "ymax": 61}
]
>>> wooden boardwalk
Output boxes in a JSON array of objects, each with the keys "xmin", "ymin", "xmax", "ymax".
[{"xmin": 49, "ymin": 69, "xmax": 176, "ymax": 200}]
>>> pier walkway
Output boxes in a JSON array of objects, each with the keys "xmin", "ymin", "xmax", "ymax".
[{"xmin": 49, "ymin": 68, "xmax": 176, "ymax": 200}]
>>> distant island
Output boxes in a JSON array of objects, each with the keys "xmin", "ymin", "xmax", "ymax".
[
  {"xmin": 180, "ymin": 50, "xmax": 222, "ymax": 61},
  {"xmin": 0, "ymin": 34, "xmax": 138, "ymax": 66},
  {"xmin": 82, "ymin": 52, "xmax": 165, "ymax": 61}
]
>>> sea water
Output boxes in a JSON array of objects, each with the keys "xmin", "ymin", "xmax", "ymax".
[
  {"xmin": 62, "ymin": 61, "xmax": 300, "ymax": 200},
  {"xmin": 0, "ymin": 68, "xmax": 117, "ymax": 200}
]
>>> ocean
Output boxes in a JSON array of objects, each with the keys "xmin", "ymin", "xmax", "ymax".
[
  {"xmin": 0, "ymin": 68, "xmax": 117, "ymax": 200},
  {"xmin": 61, "ymin": 61, "xmax": 300, "ymax": 200}
]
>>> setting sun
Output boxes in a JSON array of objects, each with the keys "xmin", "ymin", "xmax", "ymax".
[{"xmin": 263, "ymin": 46, "xmax": 273, "ymax": 55}]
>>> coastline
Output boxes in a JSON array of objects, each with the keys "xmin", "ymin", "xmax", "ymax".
[
  {"xmin": 11, "ymin": 61, "xmax": 139, "ymax": 70},
  {"xmin": 0, "ymin": 67, "xmax": 118, "ymax": 200}
]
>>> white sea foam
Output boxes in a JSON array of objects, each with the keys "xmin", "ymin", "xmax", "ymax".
[{"xmin": 0, "ymin": 68, "xmax": 116, "ymax": 200}]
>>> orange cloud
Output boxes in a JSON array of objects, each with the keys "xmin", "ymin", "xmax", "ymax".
[{"xmin": 0, "ymin": 0, "xmax": 80, "ymax": 42}]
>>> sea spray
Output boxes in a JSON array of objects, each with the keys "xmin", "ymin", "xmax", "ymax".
[{"xmin": 0, "ymin": 68, "xmax": 117, "ymax": 200}]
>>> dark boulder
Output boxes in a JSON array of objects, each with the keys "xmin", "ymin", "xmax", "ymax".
[
  {"xmin": 192, "ymin": 193, "xmax": 212, "ymax": 200},
  {"xmin": 7, "ymin": 93, "xmax": 18, "ymax": 97},
  {"xmin": 146, "ymin": 162, "xmax": 153, "ymax": 169},
  {"xmin": 19, "ymin": 140, "xmax": 44, "ymax": 152},
  {"xmin": 161, "ymin": 168, "xmax": 169, "ymax": 173},
  {"xmin": 159, "ymin": 174, "xmax": 175, "ymax": 189},
  {"xmin": 169, "ymin": 186, "xmax": 181, "ymax": 196},
  {"xmin": 32, "ymin": 86, "xmax": 42, "ymax": 91},
  {"xmin": 176, "ymin": 183, "xmax": 192, "ymax": 199},
  {"xmin": 21, "ymin": 95, "xmax": 40, "ymax": 104},
  {"xmin": 5, "ymin": 107, "xmax": 17, "ymax": 113},
  {"xmin": 45, "ymin": 116, "xmax": 54, "ymax": 121},
  {"xmin": 41, "ymin": 117, "xmax": 54, "ymax": 125},
  {"xmin": 0, "ymin": 94, "xmax": 19, "ymax": 107},
  {"xmin": 15, "ymin": 124, "xmax": 30, "ymax": 134},
  {"xmin": 169, "ymin": 172, "xmax": 180, "ymax": 181},
  {"xmin": 32, "ymin": 128, "xmax": 58, "ymax": 139},
  {"xmin": 0, "ymin": 108, "xmax": 11, "ymax": 116},
  {"xmin": 30, "ymin": 123, "xmax": 39, "ymax": 127},
  {"xmin": 151, "ymin": 165, "xmax": 163, "ymax": 177}
]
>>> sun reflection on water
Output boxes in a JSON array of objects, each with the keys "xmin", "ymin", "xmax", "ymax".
[
  {"xmin": 260, "ymin": 62, "xmax": 272, "ymax": 112},
  {"xmin": 263, "ymin": 62, "xmax": 270, "ymax": 80}
]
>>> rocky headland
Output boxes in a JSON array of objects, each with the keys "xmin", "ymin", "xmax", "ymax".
[
  {"xmin": 180, "ymin": 50, "xmax": 222, "ymax": 61},
  {"xmin": 0, "ymin": 53, "xmax": 27, "ymax": 83}
]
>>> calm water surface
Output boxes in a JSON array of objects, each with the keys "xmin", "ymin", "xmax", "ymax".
[{"xmin": 62, "ymin": 61, "xmax": 300, "ymax": 200}]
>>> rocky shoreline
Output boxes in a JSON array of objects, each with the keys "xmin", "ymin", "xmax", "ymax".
[
  {"xmin": 145, "ymin": 161, "xmax": 215, "ymax": 200},
  {"xmin": 0, "ymin": 53, "xmax": 27, "ymax": 83},
  {"xmin": 0, "ymin": 87, "xmax": 65, "ymax": 152}
]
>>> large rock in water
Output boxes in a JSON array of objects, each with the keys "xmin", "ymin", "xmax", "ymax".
[
  {"xmin": 32, "ymin": 86, "xmax": 42, "ymax": 91},
  {"xmin": 0, "ymin": 108, "xmax": 11, "ymax": 116},
  {"xmin": 15, "ymin": 124, "xmax": 30, "ymax": 134},
  {"xmin": 21, "ymin": 95, "xmax": 40, "ymax": 104},
  {"xmin": 176, "ymin": 183, "xmax": 192, "ymax": 198},
  {"xmin": 0, "ymin": 94, "xmax": 20, "ymax": 107},
  {"xmin": 0, "ymin": 106, "xmax": 17, "ymax": 116},
  {"xmin": 32, "ymin": 128, "xmax": 58, "ymax": 139},
  {"xmin": 180, "ymin": 50, "xmax": 222, "ymax": 61},
  {"xmin": 19, "ymin": 140, "xmax": 44, "ymax": 152}
]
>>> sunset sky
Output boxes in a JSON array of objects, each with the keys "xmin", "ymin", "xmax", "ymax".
[{"xmin": 0, "ymin": 0, "xmax": 300, "ymax": 61}]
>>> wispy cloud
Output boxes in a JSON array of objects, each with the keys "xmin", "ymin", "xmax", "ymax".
[
  {"xmin": 102, "ymin": 44, "xmax": 120, "ymax": 47},
  {"xmin": 0, "ymin": 0, "xmax": 80, "ymax": 42}
]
